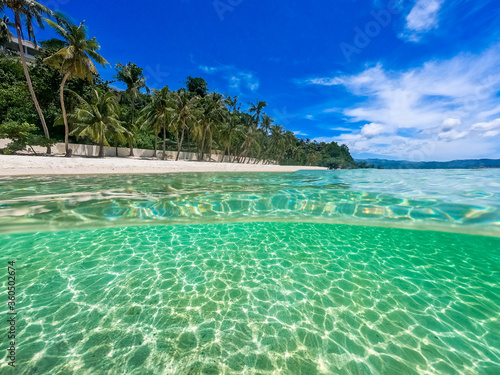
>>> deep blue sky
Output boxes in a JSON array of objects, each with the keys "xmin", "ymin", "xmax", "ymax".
[{"xmin": 17, "ymin": 1, "xmax": 500, "ymax": 160}]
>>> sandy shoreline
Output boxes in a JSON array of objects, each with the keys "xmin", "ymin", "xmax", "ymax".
[{"xmin": 0, "ymin": 155, "xmax": 326, "ymax": 176}]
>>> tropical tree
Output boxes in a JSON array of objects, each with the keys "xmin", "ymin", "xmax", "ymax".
[
  {"xmin": 170, "ymin": 89, "xmax": 199, "ymax": 161},
  {"xmin": 225, "ymin": 95, "xmax": 240, "ymax": 113},
  {"xmin": 196, "ymin": 91, "xmax": 226, "ymax": 161},
  {"xmin": 260, "ymin": 114, "xmax": 274, "ymax": 135},
  {"xmin": 281, "ymin": 130, "xmax": 297, "ymax": 163},
  {"xmin": 1, "ymin": 0, "xmax": 53, "ymax": 152},
  {"xmin": 139, "ymin": 86, "xmax": 171, "ymax": 159},
  {"xmin": 63, "ymin": 89, "xmax": 127, "ymax": 157},
  {"xmin": 219, "ymin": 111, "xmax": 240, "ymax": 162},
  {"xmin": 115, "ymin": 62, "xmax": 147, "ymax": 156},
  {"xmin": 237, "ymin": 122, "xmax": 260, "ymax": 163},
  {"xmin": 185, "ymin": 76, "xmax": 207, "ymax": 97},
  {"xmin": 0, "ymin": 14, "xmax": 14, "ymax": 47},
  {"xmin": 44, "ymin": 17, "xmax": 108, "ymax": 156},
  {"xmin": 248, "ymin": 99, "xmax": 267, "ymax": 127}
]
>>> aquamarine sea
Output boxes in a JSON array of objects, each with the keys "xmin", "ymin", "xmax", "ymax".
[{"xmin": 1, "ymin": 169, "xmax": 499, "ymax": 374}]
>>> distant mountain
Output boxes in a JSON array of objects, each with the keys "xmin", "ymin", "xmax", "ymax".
[{"xmin": 358, "ymin": 158, "xmax": 500, "ymax": 169}]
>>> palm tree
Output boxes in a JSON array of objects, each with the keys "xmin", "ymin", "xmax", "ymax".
[
  {"xmin": 281, "ymin": 130, "xmax": 297, "ymax": 164},
  {"xmin": 64, "ymin": 89, "xmax": 127, "ymax": 158},
  {"xmin": 260, "ymin": 114, "xmax": 274, "ymax": 134},
  {"xmin": 170, "ymin": 89, "xmax": 199, "ymax": 161},
  {"xmin": 139, "ymin": 86, "xmax": 171, "ymax": 159},
  {"xmin": 1, "ymin": 0, "xmax": 53, "ymax": 153},
  {"xmin": 115, "ymin": 62, "xmax": 147, "ymax": 156},
  {"xmin": 0, "ymin": 15, "xmax": 14, "ymax": 48},
  {"xmin": 261, "ymin": 124, "xmax": 285, "ymax": 164},
  {"xmin": 44, "ymin": 18, "xmax": 108, "ymax": 156},
  {"xmin": 219, "ymin": 111, "xmax": 240, "ymax": 162},
  {"xmin": 248, "ymin": 99, "xmax": 267, "ymax": 127},
  {"xmin": 237, "ymin": 122, "xmax": 260, "ymax": 163},
  {"xmin": 197, "ymin": 92, "xmax": 226, "ymax": 161}
]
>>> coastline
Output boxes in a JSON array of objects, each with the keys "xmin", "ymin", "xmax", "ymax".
[{"xmin": 0, "ymin": 155, "xmax": 326, "ymax": 176}]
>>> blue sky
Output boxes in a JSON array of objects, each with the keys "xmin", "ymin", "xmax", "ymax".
[{"xmin": 26, "ymin": 1, "xmax": 500, "ymax": 160}]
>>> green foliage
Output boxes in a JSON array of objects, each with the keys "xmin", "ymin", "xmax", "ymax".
[
  {"xmin": 44, "ymin": 18, "xmax": 108, "ymax": 81},
  {"xmin": 355, "ymin": 161, "xmax": 375, "ymax": 169},
  {"xmin": 135, "ymin": 128, "xmax": 156, "ymax": 150},
  {"xmin": 62, "ymin": 89, "xmax": 127, "ymax": 157},
  {"xmin": 0, "ymin": 121, "xmax": 55, "ymax": 154},
  {"xmin": 186, "ymin": 76, "xmax": 208, "ymax": 97}
]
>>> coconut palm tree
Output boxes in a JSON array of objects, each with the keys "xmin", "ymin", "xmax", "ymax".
[
  {"xmin": 248, "ymin": 99, "xmax": 267, "ymax": 127},
  {"xmin": 44, "ymin": 18, "xmax": 108, "ymax": 156},
  {"xmin": 260, "ymin": 114, "xmax": 274, "ymax": 134},
  {"xmin": 219, "ymin": 111, "xmax": 240, "ymax": 162},
  {"xmin": 261, "ymin": 124, "xmax": 285, "ymax": 164},
  {"xmin": 139, "ymin": 86, "xmax": 171, "ymax": 159},
  {"xmin": 0, "ymin": 15, "xmax": 14, "ymax": 48},
  {"xmin": 237, "ymin": 122, "xmax": 260, "ymax": 163},
  {"xmin": 281, "ymin": 130, "xmax": 297, "ymax": 164},
  {"xmin": 1, "ymin": 0, "xmax": 53, "ymax": 152},
  {"xmin": 197, "ymin": 92, "xmax": 226, "ymax": 161},
  {"xmin": 63, "ymin": 89, "xmax": 127, "ymax": 158},
  {"xmin": 170, "ymin": 89, "xmax": 199, "ymax": 161},
  {"xmin": 115, "ymin": 62, "xmax": 148, "ymax": 156}
]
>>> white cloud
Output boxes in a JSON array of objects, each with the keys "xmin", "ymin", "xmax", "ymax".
[
  {"xmin": 293, "ymin": 131, "xmax": 308, "ymax": 136},
  {"xmin": 360, "ymin": 123, "xmax": 392, "ymax": 138},
  {"xmin": 442, "ymin": 118, "xmax": 461, "ymax": 130},
  {"xmin": 471, "ymin": 118, "xmax": 500, "ymax": 131},
  {"xmin": 438, "ymin": 129, "xmax": 468, "ymax": 141},
  {"xmin": 297, "ymin": 77, "xmax": 343, "ymax": 86},
  {"xmin": 471, "ymin": 118, "xmax": 500, "ymax": 137},
  {"xmin": 198, "ymin": 64, "xmax": 260, "ymax": 92},
  {"xmin": 305, "ymin": 115, "xmax": 314, "ymax": 120},
  {"xmin": 301, "ymin": 44, "xmax": 500, "ymax": 160},
  {"xmin": 331, "ymin": 127, "xmax": 354, "ymax": 132},
  {"xmin": 400, "ymin": 0, "xmax": 445, "ymax": 42},
  {"xmin": 199, "ymin": 65, "xmax": 219, "ymax": 73}
]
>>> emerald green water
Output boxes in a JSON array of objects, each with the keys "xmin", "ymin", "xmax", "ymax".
[{"xmin": 1, "ymin": 170, "xmax": 500, "ymax": 374}]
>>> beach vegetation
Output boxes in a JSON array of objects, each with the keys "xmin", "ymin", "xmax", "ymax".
[
  {"xmin": 44, "ymin": 16, "xmax": 108, "ymax": 157},
  {"xmin": 0, "ymin": 120, "xmax": 55, "ymax": 154},
  {"xmin": 114, "ymin": 62, "xmax": 148, "ymax": 156},
  {"xmin": 59, "ymin": 89, "xmax": 127, "ymax": 157},
  {"xmin": 1, "ymin": 0, "xmax": 54, "ymax": 152}
]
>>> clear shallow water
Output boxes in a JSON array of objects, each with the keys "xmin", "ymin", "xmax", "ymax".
[
  {"xmin": 1, "ymin": 170, "xmax": 500, "ymax": 374},
  {"xmin": 1, "ymin": 223, "xmax": 499, "ymax": 374},
  {"xmin": 0, "ymin": 169, "xmax": 499, "ymax": 236}
]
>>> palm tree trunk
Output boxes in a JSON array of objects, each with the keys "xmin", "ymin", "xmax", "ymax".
[
  {"xmin": 153, "ymin": 135, "xmax": 157, "ymax": 158},
  {"xmin": 115, "ymin": 143, "xmax": 118, "ymax": 157},
  {"xmin": 98, "ymin": 127, "xmax": 104, "ymax": 158},
  {"xmin": 200, "ymin": 127, "xmax": 207, "ymax": 161},
  {"xmin": 162, "ymin": 122, "xmax": 167, "ymax": 160},
  {"xmin": 14, "ymin": 13, "xmax": 51, "ymax": 154},
  {"xmin": 176, "ymin": 119, "xmax": 186, "ymax": 161},
  {"xmin": 129, "ymin": 99, "xmax": 135, "ymax": 156},
  {"xmin": 208, "ymin": 131, "xmax": 213, "ymax": 162},
  {"xmin": 59, "ymin": 71, "xmax": 71, "ymax": 156}
]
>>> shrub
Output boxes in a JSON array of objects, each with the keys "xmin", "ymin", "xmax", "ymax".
[{"xmin": 0, "ymin": 121, "xmax": 56, "ymax": 154}]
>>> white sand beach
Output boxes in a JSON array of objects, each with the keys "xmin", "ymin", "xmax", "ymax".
[{"xmin": 0, "ymin": 155, "xmax": 326, "ymax": 176}]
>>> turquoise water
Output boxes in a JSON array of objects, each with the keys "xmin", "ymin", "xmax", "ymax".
[{"xmin": 1, "ymin": 170, "xmax": 500, "ymax": 374}]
